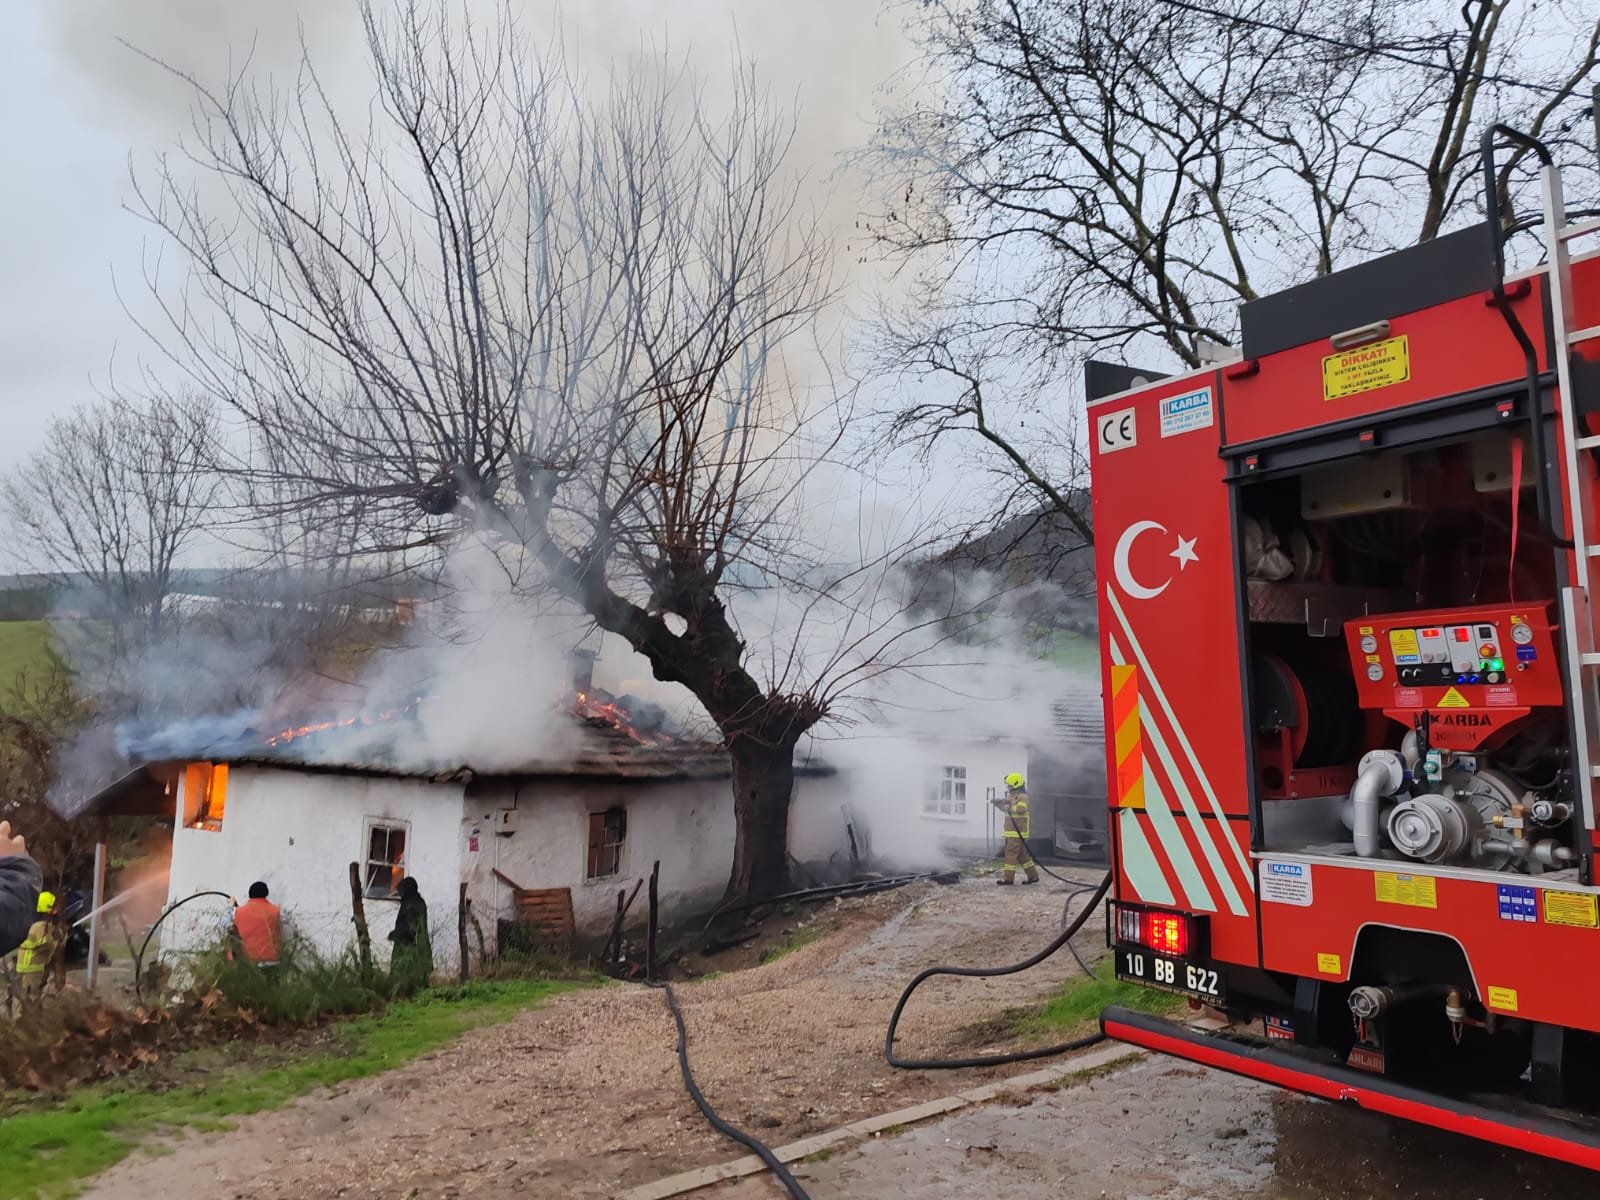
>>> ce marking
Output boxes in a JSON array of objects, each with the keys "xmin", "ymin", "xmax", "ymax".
[{"xmin": 1097, "ymin": 407, "xmax": 1137, "ymax": 454}]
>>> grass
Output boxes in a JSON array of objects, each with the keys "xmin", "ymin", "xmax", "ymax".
[
  {"xmin": 1008, "ymin": 972, "xmax": 1185, "ymax": 1041},
  {"xmin": 0, "ymin": 979, "xmax": 579, "ymax": 1200},
  {"xmin": 758, "ymin": 923, "xmax": 834, "ymax": 965},
  {"xmin": 803, "ymin": 1147, "xmax": 834, "ymax": 1163},
  {"xmin": 0, "ymin": 621, "xmax": 66, "ymax": 708}
]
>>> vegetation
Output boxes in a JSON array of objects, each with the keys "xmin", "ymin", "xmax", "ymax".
[
  {"xmin": 0, "ymin": 622, "xmax": 61, "ymax": 702},
  {"xmin": 0, "ymin": 979, "xmax": 579, "ymax": 1200},
  {"xmin": 201, "ymin": 938, "xmax": 414, "ymax": 1025},
  {"xmin": 759, "ymin": 923, "xmax": 835, "ymax": 965},
  {"xmin": 1009, "ymin": 974, "xmax": 1184, "ymax": 1041}
]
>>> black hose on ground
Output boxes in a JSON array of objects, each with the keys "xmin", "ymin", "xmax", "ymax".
[
  {"xmin": 884, "ymin": 871, "xmax": 1113, "ymax": 1071},
  {"xmin": 1015, "ymin": 832, "xmax": 1081, "ymax": 884},
  {"xmin": 649, "ymin": 979, "xmax": 813, "ymax": 1200},
  {"xmin": 133, "ymin": 889, "xmax": 235, "ymax": 1005}
]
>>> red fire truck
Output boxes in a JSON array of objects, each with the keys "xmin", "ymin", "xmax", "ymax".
[{"xmin": 1092, "ymin": 127, "xmax": 1600, "ymax": 1168}]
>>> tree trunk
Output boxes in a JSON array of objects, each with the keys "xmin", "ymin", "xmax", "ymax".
[{"xmin": 725, "ymin": 738, "xmax": 799, "ymax": 903}]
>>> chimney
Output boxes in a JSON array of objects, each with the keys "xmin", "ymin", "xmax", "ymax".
[{"xmin": 569, "ymin": 648, "xmax": 597, "ymax": 694}]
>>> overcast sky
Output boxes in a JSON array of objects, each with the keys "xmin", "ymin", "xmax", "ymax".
[{"xmin": 0, "ymin": 1, "xmax": 912, "ymax": 484}]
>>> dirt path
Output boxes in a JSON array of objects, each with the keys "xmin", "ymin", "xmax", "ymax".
[{"xmin": 82, "ymin": 871, "xmax": 1107, "ymax": 1200}]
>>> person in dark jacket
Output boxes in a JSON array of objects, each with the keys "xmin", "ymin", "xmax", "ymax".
[
  {"xmin": 0, "ymin": 820, "xmax": 43, "ymax": 958},
  {"xmin": 388, "ymin": 877, "xmax": 432, "ymax": 991}
]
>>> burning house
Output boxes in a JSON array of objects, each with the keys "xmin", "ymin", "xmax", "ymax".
[{"xmin": 101, "ymin": 690, "xmax": 845, "ymax": 972}]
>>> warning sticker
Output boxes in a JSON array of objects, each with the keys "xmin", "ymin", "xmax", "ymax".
[
  {"xmin": 1316, "ymin": 953, "xmax": 1342, "ymax": 975},
  {"xmin": 1436, "ymin": 688, "xmax": 1470, "ymax": 709},
  {"xmin": 1388, "ymin": 629, "xmax": 1419, "ymax": 663},
  {"xmin": 1542, "ymin": 890, "xmax": 1599, "ymax": 929},
  {"xmin": 1259, "ymin": 860, "xmax": 1313, "ymax": 907},
  {"xmin": 1486, "ymin": 986, "xmax": 1519, "ymax": 1013},
  {"xmin": 1375, "ymin": 872, "xmax": 1438, "ymax": 909},
  {"xmin": 1485, "ymin": 686, "xmax": 1520, "ymax": 707},
  {"xmin": 1497, "ymin": 884, "xmax": 1538, "ymax": 923},
  {"xmin": 1394, "ymin": 688, "xmax": 1424, "ymax": 708},
  {"xmin": 1323, "ymin": 334, "xmax": 1411, "ymax": 401}
]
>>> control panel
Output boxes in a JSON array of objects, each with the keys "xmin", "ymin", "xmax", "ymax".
[{"xmin": 1344, "ymin": 602, "xmax": 1562, "ymax": 718}]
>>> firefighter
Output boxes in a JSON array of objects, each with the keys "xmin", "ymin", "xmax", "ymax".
[
  {"xmin": 992, "ymin": 773, "xmax": 1040, "ymax": 885},
  {"xmin": 15, "ymin": 889, "xmax": 60, "ymax": 1000}
]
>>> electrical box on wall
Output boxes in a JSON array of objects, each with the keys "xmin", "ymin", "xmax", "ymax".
[{"xmin": 495, "ymin": 809, "xmax": 519, "ymax": 837}]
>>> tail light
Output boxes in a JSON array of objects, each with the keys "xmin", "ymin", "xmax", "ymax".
[{"xmin": 1112, "ymin": 902, "xmax": 1206, "ymax": 958}]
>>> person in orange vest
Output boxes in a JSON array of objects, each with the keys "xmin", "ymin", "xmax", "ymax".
[{"xmin": 231, "ymin": 881, "xmax": 283, "ymax": 968}]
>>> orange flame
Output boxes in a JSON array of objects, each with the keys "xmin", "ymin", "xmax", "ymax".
[
  {"xmin": 573, "ymin": 691, "xmax": 672, "ymax": 746},
  {"xmin": 267, "ymin": 696, "xmax": 424, "ymax": 748}
]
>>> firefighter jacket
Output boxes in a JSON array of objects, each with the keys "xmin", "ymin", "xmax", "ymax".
[
  {"xmin": 16, "ymin": 917, "xmax": 54, "ymax": 975},
  {"xmin": 0, "ymin": 854, "xmax": 42, "ymax": 957},
  {"xmin": 998, "ymin": 790, "xmax": 1031, "ymax": 839}
]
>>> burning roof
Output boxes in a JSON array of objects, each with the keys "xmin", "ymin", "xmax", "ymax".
[{"xmin": 116, "ymin": 688, "xmax": 756, "ymax": 783}]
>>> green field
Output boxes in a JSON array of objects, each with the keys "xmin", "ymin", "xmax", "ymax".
[{"xmin": 0, "ymin": 621, "xmax": 69, "ymax": 711}]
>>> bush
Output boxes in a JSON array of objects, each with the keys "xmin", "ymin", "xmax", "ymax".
[{"xmin": 195, "ymin": 935, "xmax": 408, "ymax": 1026}]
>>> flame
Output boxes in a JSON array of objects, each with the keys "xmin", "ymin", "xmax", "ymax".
[
  {"xmin": 572, "ymin": 691, "xmax": 673, "ymax": 746},
  {"xmin": 266, "ymin": 696, "xmax": 424, "ymax": 748}
]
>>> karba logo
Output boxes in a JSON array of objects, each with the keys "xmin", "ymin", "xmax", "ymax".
[
  {"xmin": 1161, "ymin": 390, "xmax": 1210, "ymax": 416},
  {"xmin": 1266, "ymin": 863, "xmax": 1303, "ymax": 877},
  {"xmin": 1433, "ymin": 713, "xmax": 1492, "ymax": 727}
]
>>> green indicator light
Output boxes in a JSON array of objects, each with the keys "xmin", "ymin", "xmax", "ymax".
[{"xmin": 1490, "ymin": 659, "xmax": 1504, "ymax": 671}]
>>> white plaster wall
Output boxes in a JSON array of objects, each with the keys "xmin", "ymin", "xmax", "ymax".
[
  {"xmin": 793, "ymin": 737, "xmax": 1028, "ymax": 869},
  {"xmin": 164, "ymin": 766, "xmax": 465, "ymax": 970},
  {"xmin": 460, "ymin": 777, "xmax": 735, "ymax": 944}
]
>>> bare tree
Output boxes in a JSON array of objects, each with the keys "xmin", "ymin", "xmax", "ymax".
[
  {"xmin": 1, "ymin": 393, "xmax": 222, "ymax": 697},
  {"xmin": 127, "ymin": 1, "xmax": 961, "ymax": 902},
  {"xmin": 866, "ymin": 0, "xmax": 1600, "ymax": 532}
]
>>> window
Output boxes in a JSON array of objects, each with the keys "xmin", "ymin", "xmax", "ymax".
[
  {"xmin": 364, "ymin": 820, "xmax": 409, "ymax": 898},
  {"xmin": 183, "ymin": 762, "xmax": 228, "ymax": 831},
  {"xmin": 923, "ymin": 766, "xmax": 967, "ymax": 818},
  {"xmin": 587, "ymin": 808, "xmax": 627, "ymax": 879}
]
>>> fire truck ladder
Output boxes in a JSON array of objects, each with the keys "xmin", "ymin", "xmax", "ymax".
[{"xmin": 1523, "ymin": 139, "xmax": 1600, "ymax": 861}]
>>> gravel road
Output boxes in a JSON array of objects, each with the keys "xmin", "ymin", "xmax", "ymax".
[
  {"xmin": 719, "ymin": 1055, "xmax": 1595, "ymax": 1200},
  {"xmin": 81, "ymin": 871, "xmax": 1107, "ymax": 1200}
]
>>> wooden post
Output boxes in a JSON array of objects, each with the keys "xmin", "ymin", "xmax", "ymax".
[
  {"xmin": 606, "ymin": 888, "xmax": 626, "ymax": 966},
  {"xmin": 87, "ymin": 832, "xmax": 108, "ymax": 991},
  {"xmin": 646, "ymin": 860, "xmax": 660, "ymax": 983},
  {"xmin": 458, "ymin": 882, "xmax": 470, "ymax": 983},
  {"xmin": 348, "ymin": 863, "xmax": 372, "ymax": 977}
]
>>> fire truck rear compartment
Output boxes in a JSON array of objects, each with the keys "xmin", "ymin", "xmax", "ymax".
[
  {"xmin": 1222, "ymin": 428, "xmax": 1600, "ymax": 1110},
  {"xmin": 1236, "ymin": 432, "xmax": 1584, "ymax": 879}
]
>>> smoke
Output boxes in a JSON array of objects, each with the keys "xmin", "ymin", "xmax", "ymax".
[{"xmin": 44, "ymin": 0, "xmax": 910, "ymax": 283}]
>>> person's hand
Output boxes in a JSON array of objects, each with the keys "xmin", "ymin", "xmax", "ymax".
[{"xmin": 0, "ymin": 820, "xmax": 26, "ymax": 858}]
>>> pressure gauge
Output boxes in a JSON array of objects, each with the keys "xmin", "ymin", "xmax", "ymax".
[
  {"xmin": 1366, "ymin": 663, "xmax": 1385, "ymax": 682},
  {"xmin": 1359, "ymin": 634, "xmax": 1378, "ymax": 654},
  {"xmin": 1511, "ymin": 623, "xmax": 1535, "ymax": 645}
]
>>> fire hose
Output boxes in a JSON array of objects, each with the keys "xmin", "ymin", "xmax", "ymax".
[
  {"xmin": 884, "ymin": 871, "xmax": 1112, "ymax": 1070},
  {"xmin": 648, "ymin": 979, "xmax": 813, "ymax": 1200},
  {"xmin": 133, "ymin": 890, "xmax": 235, "ymax": 1004}
]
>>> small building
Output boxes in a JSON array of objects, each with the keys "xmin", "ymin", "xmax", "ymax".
[{"xmin": 98, "ymin": 703, "xmax": 854, "ymax": 974}]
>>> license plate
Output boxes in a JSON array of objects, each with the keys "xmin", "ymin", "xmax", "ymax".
[{"xmin": 1114, "ymin": 945, "xmax": 1226, "ymax": 1003}]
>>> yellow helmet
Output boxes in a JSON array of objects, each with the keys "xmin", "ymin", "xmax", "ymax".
[
  {"xmin": 1004, "ymin": 773, "xmax": 1024, "ymax": 790},
  {"xmin": 37, "ymin": 890, "xmax": 56, "ymax": 914}
]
